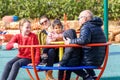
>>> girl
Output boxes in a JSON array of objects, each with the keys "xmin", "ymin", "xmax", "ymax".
[
  {"xmin": 1, "ymin": 18, "xmax": 40, "ymax": 80},
  {"xmin": 0, "ymin": 22, "xmax": 7, "ymax": 49}
]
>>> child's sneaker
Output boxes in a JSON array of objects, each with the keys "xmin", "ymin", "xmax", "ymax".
[
  {"xmin": 39, "ymin": 54, "xmax": 48, "ymax": 65},
  {"xmin": 39, "ymin": 59, "xmax": 47, "ymax": 65}
]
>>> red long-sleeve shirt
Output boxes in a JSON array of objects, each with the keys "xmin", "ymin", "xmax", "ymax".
[{"xmin": 6, "ymin": 32, "xmax": 40, "ymax": 64}]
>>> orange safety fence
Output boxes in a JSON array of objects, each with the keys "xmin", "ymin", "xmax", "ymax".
[{"xmin": 20, "ymin": 42, "xmax": 111, "ymax": 80}]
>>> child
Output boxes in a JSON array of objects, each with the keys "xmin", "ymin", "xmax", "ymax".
[
  {"xmin": 0, "ymin": 34, "xmax": 5, "ymax": 49},
  {"xmin": 58, "ymin": 29, "xmax": 91, "ymax": 80},
  {"xmin": 0, "ymin": 30, "xmax": 7, "ymax": 34},
  {"xmin": 0, "ymin": 22, "xmax": 7, "ymax": 49},
  {"xmin": 0, "ymin": 22, "xmax": 7, "ymax": 35},
  {"xmin": 0, "ymin": 35, "xmax": 5, "ymax": 49},
  {"xmin": 0, "ymin": 19, "xmax": 40, "ymax": 80},
  {"xmin": 41, "ymin": 18, "xmax": 64, "ymax": 80}
]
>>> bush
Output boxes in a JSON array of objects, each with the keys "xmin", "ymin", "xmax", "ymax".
[{"xmin": 0, "ymin": 0, "xmax": 119, "ymax": 20}]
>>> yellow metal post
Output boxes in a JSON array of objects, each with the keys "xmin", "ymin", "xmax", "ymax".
[
  {"xmin": 59, "ymin": 47, "xmax": 63, "ymax": 61},
  {"xmin": 50, "ymin": 41, "xmax": 64, "ymax": 61}
]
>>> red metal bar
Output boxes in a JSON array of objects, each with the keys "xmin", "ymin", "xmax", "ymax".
[
  {"xmin": 26, "ymin": 69, "xmax": 34, "ymax": 80},
  {"xmin": 31, "ymin": 47, "xmax": 40, "ymax": 80},
  {"xmin": 96, "ymin": 45, "xmax": 109, "ymax": 80},
  {"xmin": 63, "ymin": 13, "xmax": 69, "ymax": 30},
  {"xmin": 19, "ymin": 42, "xmax": 111, "ymax": 48}
]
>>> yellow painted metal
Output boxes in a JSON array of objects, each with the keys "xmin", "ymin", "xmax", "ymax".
[{"xmin": 50, "ymin": 41, "xmax": 64, "ymax": 61}]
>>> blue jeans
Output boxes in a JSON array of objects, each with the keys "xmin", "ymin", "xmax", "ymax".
[{"xmin": 1, "ymin": 56, "xmax": 31, "ymax": 80}]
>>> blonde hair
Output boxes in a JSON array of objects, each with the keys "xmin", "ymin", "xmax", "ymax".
[{"xmin": 19, "ymin": 18, "xmax": 31, "ymax": 33}]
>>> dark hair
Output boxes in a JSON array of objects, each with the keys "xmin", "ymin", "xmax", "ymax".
[
  {"xmin": 39, "ymin": 15, "xmax": 50, "ymax": 25},
  {"xmin": 63, "ymin": 29, "xmax": 77, "ymax": 39},
  {"xmin": 52, "ymin": 18, "xmax": 63, "ymax": 29}
]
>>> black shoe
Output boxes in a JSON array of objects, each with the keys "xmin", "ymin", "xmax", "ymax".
[
  {"xmin": 84, "ymin": 75, "xmax": 94, "ymax": 80},
  {"xmin": 39, "ymin": 61, "xmax": 47, "ymax": 65},
  {"xmin": 40, "ymin": 54, "xmax": 48, "ymax": 65},
  {"xmin": 39, "ymin": 58, "xmax": 48, "ymax": 65},
  {"xmin": 93, "ymin": 76, "xmax": 97, "ymax": 80}
]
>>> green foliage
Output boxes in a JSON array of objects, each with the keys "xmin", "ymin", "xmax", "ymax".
[
  {"xmin": 0, "ymin": 0, "xmax": 119, "ymax": 20},
  {"xmin": 109, "ymin": 0, "xmax": 120, "ymax": 20}
]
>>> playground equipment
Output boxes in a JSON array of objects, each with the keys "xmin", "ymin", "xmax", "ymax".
[
  {"xmin": 2, "ymin": 16, "xmax": 19, "ymax": 23},
  {"xmin": 21, "ymin": 42, "xmax": 111, "ymax": 80}
]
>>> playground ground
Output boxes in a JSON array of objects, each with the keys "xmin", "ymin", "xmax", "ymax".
[{"xmin": 0, "ymin": 44, "xmax": 120, "ymax": 80}]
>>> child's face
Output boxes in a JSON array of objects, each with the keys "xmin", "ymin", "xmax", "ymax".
[
  {"xmin": 53, "ymin": 25, "xmax": 62, "ymax": 34},
  {"xmin": 21, "ymin": 22, "xmax": 31, "ymax": 35}
]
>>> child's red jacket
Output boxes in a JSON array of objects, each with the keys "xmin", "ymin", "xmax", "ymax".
[{"xmin": 6, "ymin": 32, "xmax": 40, "ymax": 64}]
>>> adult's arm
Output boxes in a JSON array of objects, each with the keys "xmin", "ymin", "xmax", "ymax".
[{"xmin": 70, "ymin": 25, "xmax": 91, "ymax": 45}]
